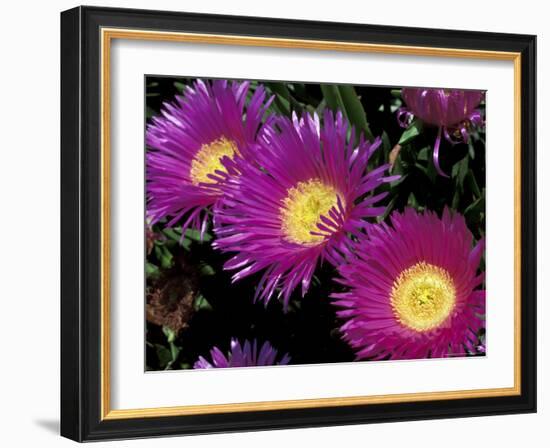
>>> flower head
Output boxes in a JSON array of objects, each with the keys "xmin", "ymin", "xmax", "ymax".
[
  {"xmin": 146, "ymin": 79, "xmax": 273, "ymax": 235},
  {"xmin": 213, "ymin": 110, "xmax": 397, "ymax": 307},
  {"xmin": 333, "ymin": 207, "xmax": 485, "ymax": 360},
  {"xmin": 194, "ymin": 338, "xmax": 290, "ymax": 368},
  {"xmin": 397, "ymin": 88, "xmax": 484, "ymax": 177},
  {"xmin": 400, "ymin": 88, "xmax": 483, "ymax": 128},
  {"xmin": 146, "ymin": 255, "xmax": 199, "ymax": 334}
]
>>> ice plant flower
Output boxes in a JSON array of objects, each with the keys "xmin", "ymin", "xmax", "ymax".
[
  {"xmin": 194, "ymin": 338, "xmax": 290, "ymax": 368},
  {"xmin": 213, "ymin": 110, "xmax": 397, "ymax": 307},
  {"xmin": 146, "ymin": 79, "xmax": 273, "ymax": 235},
  {"xmin": 333, "ymin": 207, "xmax": 485, "ymax": 360},
  {"xmin": 397, "ymin": 88, "xmax": 484, "ymax": 177}
]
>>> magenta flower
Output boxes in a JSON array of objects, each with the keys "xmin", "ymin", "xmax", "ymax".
[
  {"xmin": 333, "ymin": 207, "xmax": 485, "ymax": 360},
  {"xmin": 194, "ymin": 338, "xmax": 290, "ymax": 368},
  {"xmin": 213, "ymin": 110, "xmax": 397, "ymax": 307},
  {"xmin": 146, "ymin": 79, "xmax": 273, "ymax": 235},
  {"xmin": 398, "ymin": 88, "xmax": 484, "ymax": 177}
]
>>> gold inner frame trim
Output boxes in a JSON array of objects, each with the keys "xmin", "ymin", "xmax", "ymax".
[{"xmin": 100, "ymin": 27, "xmax": 522, "ymax": 420}]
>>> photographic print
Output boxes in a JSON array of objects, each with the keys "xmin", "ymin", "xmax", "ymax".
[{"xmin": 144, "ymin": 78, "xmax": 487, "ymax": 371}]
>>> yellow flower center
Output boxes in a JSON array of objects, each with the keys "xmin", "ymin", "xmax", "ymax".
[
  {"xmin": 189, "ymin": 137, "xmax": 238, "ymax": 185},
  {"xmin": 390, "ymin": 262, "xmax": 456, "ymax": 332},
  {"xmin": 280, "ymin": 179, "xmax": 341, "ymax": 245}
]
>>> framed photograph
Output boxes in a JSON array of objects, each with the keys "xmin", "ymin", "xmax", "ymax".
[{"xmin": 60, "ymin": 6, "xmax": 536, "ymax": 442}]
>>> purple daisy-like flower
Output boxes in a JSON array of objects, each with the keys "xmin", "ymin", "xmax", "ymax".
[
  {"xmin": 213, "ymin": 110, "xmax": 397, "ymax": 307},
  {"xmin": 397, "ymin": 88, "xmax": 484, "ymax": 177},
  {"xmin": 194, "ymin": 338, "xmax": 290, "ymax": 369},
  {"xmin": 146, "ymin": 79, "xmax": 273, "ymax": 235},
  {"xmin": 333, "ymin": 207, "xmax": 485, "ymax": 360}
]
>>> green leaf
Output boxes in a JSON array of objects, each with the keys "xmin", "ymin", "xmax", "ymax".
[
  {"xmin": 174, "ymin": 81, "xmax": 186, "ymax": 92},
  {"xmin": 145, "ymin": 262, "xmax": 160, "ymax": 279},
  {"xmin": 146, "ymin": 106, "xmax": 157, "ymax": 120},
  {"xmin": 169, "ymin": 343, "xmax": 181, "ymax": 364},
  {"xmin": 162, "ymin": 227, "xmax": 194, "ymax": 250},
  {"xmin": 289, "ymin": 83, "xmax": 319, "ymax": 106},
  {"xmin": 193, "ymin": 294, "xmax": 213, "ymax": 312},
  {"xmin": 153, "ymin": 244, "xmax": 163, "ymax": 258},
  {"xmin": 391, "ymin": 154, "xmax": 404, "ymax": 176},
  {"xmin": 320, "ymin": 84, "xmax": 346, "ymax": 114},
  {"xmin": 417, "ymin": 146, "xmax": 430, "ymax": 161},
  {"xmin": 311, "ymin": 275, "xmax": 321, "ymax": 288},
  {"xmin": 273, "ymin": 95, "xmax": 292, "ymax": 116},
  {"xmin": 452, "ymin": 154, "xmax": 469, "ymax": 189},
  {"xmin": 451, "ymin": 188, "xmax": 461, "ymax": 209},
  {"xmin": 162, "ymin": 227, "xmax": 181, "ymax": 241},
  {"xmin": 199, "ymin": 263, "xmax": 215, "ymax": 276},
  {"xmin": 464, "ymin": 194, "xmax": 485, "ymax": 221},
  {"xmin": 185, "ymin": 229, "xmax": 213, "ymax": 243},
  {"xmin": 155, "ymin": 245, "xmax": 173, "ymax": 269},
  {"xmin": 425, "ymin": 158, "xmax": 437, "ymax": 184},
  {"xmin": 266, "ymin": 82, "xmax": 290, "ymax": 101},
  {"xmin": 162, "ymin": 326, "xmax": 176, "ymax": 343},
  {"xmin": 468, "ymin": 141, "xmax": 476, "ymax": 159},
  {"xmin": 414, "ymin": 162, "xmax": 435, "ymax": 184},
  {"xmin": 338, "ymin": 85, "xmax": 374, "ymax": 141},
  {"xmin": 465, "ymin": 171, "xmax": 482, "ymax": 198},
  {"xmin": 315, "ymin": 99, "xmax": 326, "ymax": 115},
  {"xmin": 265, "ymin": 82, "xmax": 304, "ymax": 116},
  {"xmin": 381, "ymin": 131, "xmax": 391, "ymax": 153},
  {"xmin": 158, "ymin": 328, "xmax": 182, "ymax": 369},
  {"xmin": 305, "ymin": 105, "xmax": 317, "ymax": 116},
  {"xmin": 390, "ymin": 97, "xmax": 403, "ymax": 113},
  {"xmin": 399, "ymin": 143, "xmax": 416, "ymax": 165},
  {"xmin": 155, "ymin": 344, "xmax": 172, "ymax": 369},
  {"xmin": 286, "ymin": 298, "xmax": 302, "ymax": 313},
  {"xmin": 407, "ymin": 192, "xmax": 419, "ymax": 209},
  {"xmin": 398, "ymin": 119, "xmax": 423, "ymax": 145},
  {"xmin": 390, "ymin": 173, "xmax": 407, "ymax": 187},
  {"xmin": 379, "ymin": 195, "xmax": 398, "ymax": 221}
]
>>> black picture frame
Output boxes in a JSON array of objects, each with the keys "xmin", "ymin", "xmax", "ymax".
[{"xmin": 61, "ymin": 5, "xmax": 536, "ymax": 442}]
